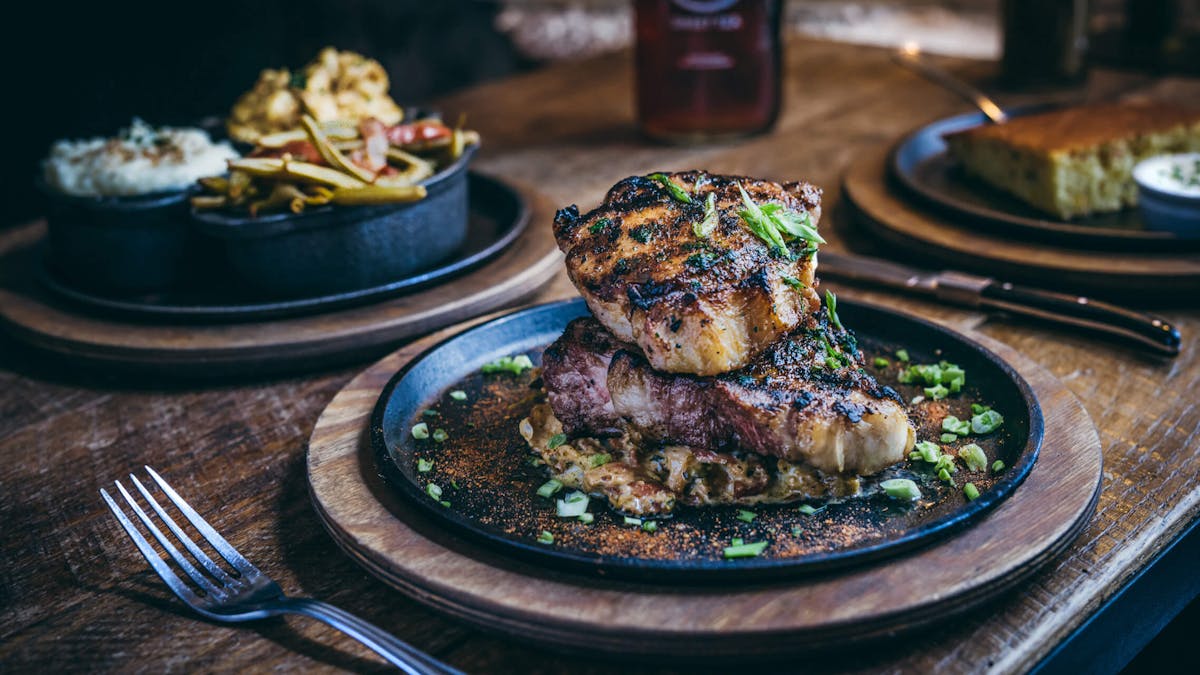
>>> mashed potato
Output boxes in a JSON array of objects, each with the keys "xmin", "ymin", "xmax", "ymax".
[{"xmin": 43, "ymin": 118, "xmax": 238, "ymax": 198}]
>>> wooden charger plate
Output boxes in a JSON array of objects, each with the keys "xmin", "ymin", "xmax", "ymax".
[
  {"xmin": 843, "ymin": 145, "xmax": 1200, "ymax": 299},
  {"xmin": 306, "ymin": 303, "xmax": 1103, "ymax": 659},
  {"xmin": 0, "ymin": 178, "xmax": 560, "ymax": 377}
]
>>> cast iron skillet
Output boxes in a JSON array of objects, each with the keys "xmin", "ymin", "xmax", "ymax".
[
  {"xmin": 371, "ymin": 298, "xmax": 1043, "ymax": 583},
  {"xmin": 890, "ymin": 106, "xmax": 1200, "ymax": 249},
  {"xmin": 39, "ymin": 172, "xmax": 527, "ymax": 322}
]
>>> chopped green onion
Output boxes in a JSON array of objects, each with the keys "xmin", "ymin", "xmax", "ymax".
[
  {"xmin": 731, "ymin": 537, "xmax": 744, "ymax": 546},
  {"xmin": 940, "ymin": 433, "xmax": 958, "ymax": 443},
  {"xmin": 536, "ymin": 530, "xmax": 554, "ymax": 545},
  {"xmin": 737, "ymin": 184, "xmax": 787, "ymax": 253},
  {"xmin": 642, "ymin": 520, "xmax": 658, "ymax": 532},
  {"xmin": 782, "ymin": 275, "xmax": 806, "ymax": 290},
  {"xmin": 934, "ymin": 454, "xmax": 957, "ymax": 475},
  {"xmin": 623, "ymin": 516, "xmax": 643, "ymax": 527},
  {"xmin": 432, "ymin": 428, "xmax": 448, "ymax": 443},
  {"xmin": 924, "ymin": 384, "xmax": 949, "ymax": 401},
  {"xmin": 992, "ymin": 460, "xmax": 1006, "ymax": 473},
  {"xmin": 792, "ymin": 526, "xmax": 804, "ymax": 537},
  {"xmin": 588, "ymin": 217, "xmax": 611, "ymax": 234},
  {"xmin": 426, "ymin": 483, "xmax": 443, "ymax": 500},
  {"xmin": 909, "ymin": 452, "xmax": 922, "ymax": 461},
  {"xmin": 555, "ymin": 491, "xmax": 590, "ymax": 517},
  {"xmin": 537, "ymin": 479, "xmax": 563, "ymax": 498},
  {"xmin": 417, "ymin": 458, "xmax": 434, "ymax": 473},
  {"xmin": 589, "ymin": 453, "xmax": 612, "ymax": 468},
  {"xmin": 798, "ymin": 504, "xmax": 822, "ymax": 515},
  {"xmin": 481, "ymin": 354, "xmax": 534, "ymax": 375},
  {"xmin": 422, "ymin": 409, "xmax": 438, "ymax": 418},
  {"xmin": 736, "ymin": 509, "xmax": 756, "ymax": 523},
  {"xmin": 825, "ymin": 290, "xmax": 844, "ymax": 332},
  {"xmin": 766, "ymin": 204, "xmax": 825, "ymax": 245},
  {"xmin": 896, "ymin": 349, "xmax": 910, "ymax": 362},
  {"xmin": 959, "ymin": 443, "xmax": 988, "ymax": 472},
  {"xmin": 881, "ymin": 478, "xmax": 922, "ymax": 501},
  {"xmin": 578, "ymin": 512, "xmax": 594, "ymax": 524},
  {"xmin": 938, "ymin": 468, "xmax": 955, "ymax": 486},
  {"xmin": 942, "ymin": 415, "xmax": 971, "ymax": 436},
  {"xmin": 451, "ymin": 480, "xmax": 460, "ymax": 490},
  {"xmin": 971, "ymin": 409, "xmax": 1004, "ymax": 435},
  {"xmin": 440, "ymin": 500, "xmax": 451, "ymax": 507},
  {"xmin": 971, "ymin": 403, "xmax": 991, "ymax": 415},
  {"xmin": 694, "ymin": 192, "xmax": 718, "ymax": 238},
  {"xmin": 723, "ymin": 540, "xmax": 769, "ymax": 559},
  {"xmin": 964, "ymin": 483, "xmax": 980, "ymax": 501},
  {"xmin": 411, "ymin": 422, "xmax": 430, "ymax": 440},
  {"xmin": 648, "ymin": 172, "xmax": 693, "ymax": 204},
  {"xmin": 874, "ymin": 357, "xmax": 890, "ymax": 369},
  {"xmin": 910, "ymin": 395, "xmax": 926, "ymax": 406},
  {"xmin": 449, "ymin": 390, "xmax": 468, "ymax": 401},
  {"xmin": 914, "ymin": 440, "xmax": 941, "ymax": 463},
  {"xmin": 547, "ymin": 433, "xmax": 567, "ymax": 449}
]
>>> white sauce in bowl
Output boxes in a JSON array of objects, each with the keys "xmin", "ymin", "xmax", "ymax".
[
  {"xmin": 1133, "ymin": 153, "xmax": 1200, "ymax": 200},
  {"xmin": 43, "ymin": 118, "xmax": 238, "ymax": 198}
]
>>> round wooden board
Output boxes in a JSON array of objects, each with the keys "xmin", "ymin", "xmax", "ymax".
[
  {"xmin": 306, "ymin": 306, "xmax": 1103, "ymax": 659},
  {"xmin": 842, "ymin": 146, "xmax": 1200, "ymax": 298},
  {"xmin": 0, "ymin": 180, "xmax": 561, "ymax": 377}
]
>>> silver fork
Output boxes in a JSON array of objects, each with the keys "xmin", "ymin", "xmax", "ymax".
[{"xmin": 101, "ymin": 466, "xmax": 462, "ymax": 675}]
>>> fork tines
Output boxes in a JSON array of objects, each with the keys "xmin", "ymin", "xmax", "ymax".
[{"xmin": 101, "ymin": 466, "xmax": 258, "ymax": 604}]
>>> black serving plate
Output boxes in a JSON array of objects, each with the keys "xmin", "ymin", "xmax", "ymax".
[
  {"xmin": 39, "ymin": 172, "xmax": 528, "ymax": 322},
  {"xmin": 890, "ymin": 108, "xmax": 1200, "ymax": 249},
  {"xmin": 371, "ymin": 298, "xmax": 1043, "ymax": 583}
]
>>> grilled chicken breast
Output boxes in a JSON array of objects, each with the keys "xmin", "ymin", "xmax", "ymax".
[
  {"xmin": 553, "ymin": 171, "xmax": 823, "ymax": 376},
  {"xmin": 543, "ymin": 315, "xmax": 914, "ymax": 476}
]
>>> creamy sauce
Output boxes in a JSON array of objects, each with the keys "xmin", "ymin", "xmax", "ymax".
[
  {"xmin": 1135, "ymin": 152, "xmax": 1200, "ymax": 198},
  {"xmin": 43, "ymin": 118, "xmax": 238, "ymax": 197},
  {"xmin": 521, "ymin": 403, "xmax": 860, "ymax": 516}
]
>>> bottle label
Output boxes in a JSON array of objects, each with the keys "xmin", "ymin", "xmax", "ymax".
[
  {"xmin": 668, "ymin": 0, "xmax": 744, "ymax": 70},
  {"xmin": 671, "ymin": 0, "xmax": 739, "ymax": 13}
]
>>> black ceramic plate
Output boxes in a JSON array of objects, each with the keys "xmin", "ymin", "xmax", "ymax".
[
  {"xmin": 371, "ymin": 298, "xmax": 1043, "ymax": 583},
  {"xmin": 39, "ymin": 173, "xmax": 528, "ymax": 322},
  {"xmin": 890, "ymin": 108, "xmax": 1200, "ymax": 248}
]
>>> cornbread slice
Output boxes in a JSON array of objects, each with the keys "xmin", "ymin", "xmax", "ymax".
[{"xmin": 944, "ymin": 102, "xmax": 1200, "ymax": 219}]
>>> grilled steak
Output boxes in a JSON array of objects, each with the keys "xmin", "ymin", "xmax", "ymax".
[
  {"xmin": 544, "ymin": 315, "xmax": 914, "ymax": 476},
  {"xmin": 553, "ymin": 171, "xmax": 823, "ymax": 376},
  {"xmin": 541, "ymin": 317, "xmax": 631, "ymax": 437}
]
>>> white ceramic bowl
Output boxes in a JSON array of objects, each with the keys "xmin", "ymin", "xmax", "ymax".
[{"xmin": 1132, "ymin": 152, "xmax": 1200, "ymax": 234}]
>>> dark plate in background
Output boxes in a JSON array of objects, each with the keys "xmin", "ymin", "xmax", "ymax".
[
  {"xmin": 890, "ymin": 108, "xmax": 1200, "ymax": 248},
  {"xmin": 39, "ymin": 173, "xmax": 528, "ymax": 322},
  {"xmin": 371, "ymin": 298, "xmax": 1043, "ymax": 583}
]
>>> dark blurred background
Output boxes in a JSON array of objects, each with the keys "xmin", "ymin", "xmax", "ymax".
[{"xmin": 6, "ymin": 0, "xmax": 535, "ymax": 227}]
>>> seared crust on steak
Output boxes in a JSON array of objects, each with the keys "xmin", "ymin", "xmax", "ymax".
[
  {"xmin": 549, "ymin": 315, "xmax": 915, "ymax": 476},
  {"xmin": 553, "ymin": 171, "xmax": 823, "ymax": 376}
]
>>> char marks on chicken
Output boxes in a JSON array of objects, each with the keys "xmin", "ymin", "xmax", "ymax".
[{"xmin": 553, "ymin": 171, "xmax": 823, "ymax": 376}]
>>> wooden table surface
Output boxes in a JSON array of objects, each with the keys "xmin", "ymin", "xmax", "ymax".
[{"xmin": 2, "ymin": 38, "xmax": 1198, "ymax": 673}]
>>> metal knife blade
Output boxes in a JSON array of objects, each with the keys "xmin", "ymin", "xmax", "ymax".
[{"xmin": 819, "ymin": 251, "xmax": 1182, "ymax": 357}]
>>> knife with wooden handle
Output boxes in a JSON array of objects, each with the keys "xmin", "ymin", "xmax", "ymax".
[{"xmin": 819, "ymin": 251, "xmax": 1182, "ymax": 357}]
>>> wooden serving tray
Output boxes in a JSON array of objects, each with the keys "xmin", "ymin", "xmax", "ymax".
[
  {"xmin": 842, "ymin": 146, "xmax": 1200, "ymax": 300},
  {"xmin": 0, "ymin": 180, "xmax": 560, "ymax": 378},
  {"xmin": 305, "ymin": 308, "xmax": 1103, "ymax": 659}
]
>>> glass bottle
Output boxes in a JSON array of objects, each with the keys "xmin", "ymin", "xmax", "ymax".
[
  {"xmin": 634, "ymin": 0, "xmax": 783, "ymax": 143},
  {"xmin": 1000, "ymin": 0, "xmax": 1090, "ymax": 87}
]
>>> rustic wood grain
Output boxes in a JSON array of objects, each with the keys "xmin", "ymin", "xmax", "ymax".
[
  {"xmin": 1, "ymin": 37, "xmax": 1198, "ymax": 673},
  {"xmin": 0, "ymin": 183, "xmax": 560, "ymax": 377},
  {"xmin": 842, "ymin": 146, "xmax": 1200, "ymax": 296},
  {"xmin": 305, "ymin": 310, "xmax": 1101, "ymax": 658}
]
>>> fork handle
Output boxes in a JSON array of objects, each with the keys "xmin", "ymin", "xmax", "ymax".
[{"xmin": 280, "ymin": 597, "xmax": 463, "ymax": 675}]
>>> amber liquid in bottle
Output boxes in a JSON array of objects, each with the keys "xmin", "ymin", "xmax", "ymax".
[{"xmin": 635, "ymin": 0, "xmax": 783, "ymax": 143}]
